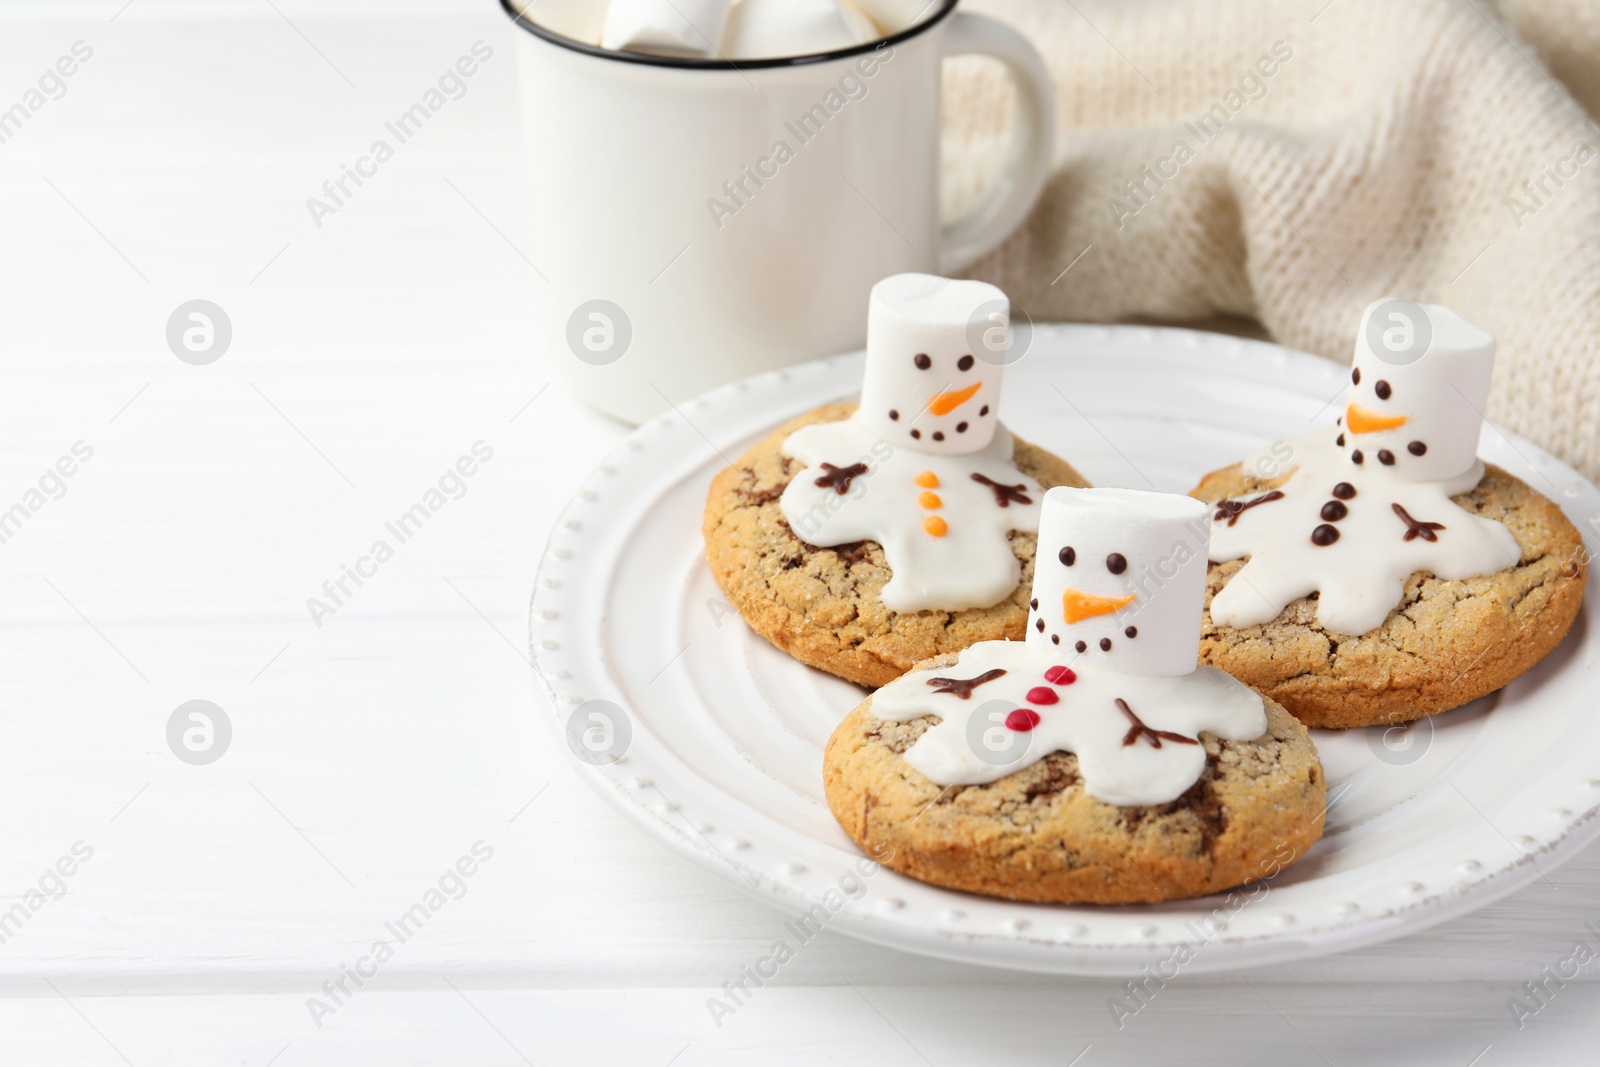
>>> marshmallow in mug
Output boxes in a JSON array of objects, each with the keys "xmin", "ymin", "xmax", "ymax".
[
  {"xmin": 851, "ymin": 0, "xmax": 941, "ymax": 35},
  {"xmin": 1341, "ymin": 299, "xmax": 1496, "ymax": 482},
  {"xmin": 603, "ymin": 0, "xmax": 734, "ymax": 57},
  {"xmin": 1028, "ymin": 487, "xmax": 1210, "ymax": 676},
  {"xmin": 520, "ymin": 0, "xmax": 918, "ymax": 60},
  {"xmin": 507, "ymin": 0, "xmax": 607, "ymax": 45},
  {"xmin": 722, "ymin": 0, "xmax": 879, "ymax": 60}
]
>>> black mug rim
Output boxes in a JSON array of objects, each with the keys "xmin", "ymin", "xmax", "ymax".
[{"xmin": 498, "ymin": 0, "xmax": 961, "ymax": 70}]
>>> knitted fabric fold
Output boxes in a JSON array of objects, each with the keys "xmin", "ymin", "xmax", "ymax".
[{"xmin": 945, "ymin": 0, "xmax": 1600, "ymax": 479}]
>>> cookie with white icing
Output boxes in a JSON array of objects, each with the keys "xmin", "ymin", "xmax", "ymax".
[
  {"xmin": 823, "ymin": 487, "xmax": 1325, "ymax": 904},
  {"xmin": 704, "ymin": 275, "xmax": 1088, "ymax": 687},
  {"xmin": 1193, "ymin": 300, "xmax": 1587, "ymax": 728}
]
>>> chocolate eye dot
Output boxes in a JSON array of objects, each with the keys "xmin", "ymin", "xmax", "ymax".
[
  {"xmin": 1075, "ymin": 640, "xmax": 1087, "ymax": 653},
  {"xmin": 1051, "ymin": 634, "xmax": 1060, "ymax": 645},
  {"xmin": 913, "ymin": 353, "xmax": 931, "ymax": 370},
  {"xmin": 956, "ymin": 421, "xmax": 968, "ymax": 433},
  {"xmin": 1106, "ymin": 552, "xmax": 1127, "ymax": 574},
  {"xmin": 1030, "ymin": 598, "xmax": 1038, "ymax": 610},
  {"xmin": 957, "ymin": 354, "xmax": 974, "ymax": 371},
  {"xmin": 979, "ymin": 405, "xmax": 990, "ymax": 416},
  {"xmin": 1035, "ymin": 618, "xmax": 1045, "ymax": 632},
  {"xmin": 1332, "ymin": 482, "xmax": 1356, "ymax": 499},
  {"xmin": 1408, "ymin": 440, "xmax": 1427, "ymax": 456},
  {"xmin": 1352, "ymin": 367, "xmax": 1361, "ymax": 385},
  {"xmin": 1375, "ymin": 380, "xmax": 1391, "ymax": 400},
  {"xmin": 1099, "ymin": 637, "xmax": 1112, "ymax": 651},
  {"xmin": 931, "ymin": 431, "xmax": 944, "ymax": 441},
  {"xmin": 910, "ymin": 429, "xmax": 921, "ymax": 440},
  {"xmin": 1336, "ymin": 433, "xmax": 1346, "ymax": 447},
  {"xmin": 1124, "ymin": 626, "xmax": 1137, "ymax": 639},
  {"xmin": 1351, "ymin": 449, "xmax": 1364, "ymax": 464},
  {"xmin": 888, "ymin": 409, "xmax": 899, "ymax": 421},
  {"xmin": 1377, "ymin": 449, "xmax": 1395, "ymax": 465},
  {"xmin": 1060, "ymin": 546, "xmax": 1076, "ymax": 566}
]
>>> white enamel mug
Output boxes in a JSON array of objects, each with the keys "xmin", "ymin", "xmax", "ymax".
[{"xmin": 502, "ymin": 0, "xmax": 1056, "ymax": 423}]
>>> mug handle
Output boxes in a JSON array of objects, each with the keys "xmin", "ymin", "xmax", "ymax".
[{"xmin": 936, "ymin": 12, "xmax": 1057, "ymax": 274}]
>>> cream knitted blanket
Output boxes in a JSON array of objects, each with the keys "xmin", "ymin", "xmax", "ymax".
[{"xmin": 945, "ymin": 0, "xmax": 1600, "ymax": 480}]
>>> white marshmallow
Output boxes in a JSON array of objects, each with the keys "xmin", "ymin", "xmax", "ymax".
[
  {"xmin": 509, "ymin": 0, "xmax": 608, "ymax": 46},
  {"xmin": 1028, "ymin": 487, "xmax": 1210, "ymax": 677},
  {"xmin": 721, "ymin": 0, "xmax": 878, "ymax": 60},
  {"xmin": 1344, "ymin": 299, "xmax": 1496, "ymax": 482},
  {"xmin": 857, "ymin": 273, "xmax": 1007, "ymax": 456},
  {"xmin": 603, "ymin": 0, "xmax": 733, "ymax": 58},
  {"xmin": 849, "ymin": 0, "xmax": 939, "ymax": 35}
]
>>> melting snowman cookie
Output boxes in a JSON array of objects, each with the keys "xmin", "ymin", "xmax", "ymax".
[
  {"xmin": 1207, "ymin": 301, "xmax": 1521, "ymax": 637},
  {"xmin": 866, "ymin": 487, "xmax": 1268, "ymax": 806},
  {"xmin": 702, "ymin": 275, "xmax": 1087, "ymax": 688},
  {"xmin": 1194, "ymin": 299, "xmax": 1587, "ymax": 729},
  {"xmin": 779, "ymin": 273, "xmax": 1045, "ymax": 613},
  {"xmin": 823, "ymin": 487, "xmax": 1324, "ymax": 904}
]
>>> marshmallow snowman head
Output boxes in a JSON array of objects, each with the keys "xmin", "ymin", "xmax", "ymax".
[
  {"xmin": 1027, "ymin": 487, "xmax": 1209, "ymax": 677},
  {"xmin": 857, "ymin": 274, "xmax": 1008, "ymax": 455},
  {"xmin": 1342, "ymin": 299, "xmax": 1496, "ymax": 482}
]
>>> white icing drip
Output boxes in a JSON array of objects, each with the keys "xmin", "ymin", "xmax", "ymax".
[
  {"xmin": 779, "ymin": 413, "xmax": 1042, "ymax": 612},
  {"xmin": 1208, "ymin": 427, "xmax": 1522, "ymax": 635},
  {"xmin": 870, "ymin": 641, "xmax": 1266, "ymax": 806}
]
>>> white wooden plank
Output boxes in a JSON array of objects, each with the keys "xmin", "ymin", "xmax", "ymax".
[
  {"xmin": 0, "ymin": 986, "xmax": 1598, "ymax": 1067},
  {"xmin": 3, "ymin": 613, "xmax": 1600, "ymax": 991}
]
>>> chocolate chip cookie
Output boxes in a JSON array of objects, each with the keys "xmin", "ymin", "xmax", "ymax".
[
  {"xmin": 1192, "ymin": 462, "xmax": 1586, "ymax": 728},
  {"xmin": 822, "ymin": 652, "xmax": 1325, "ymax": 904},
  {"xmin": 704, "ymin": 403, "xmax": 1088, "ymax": 687}
]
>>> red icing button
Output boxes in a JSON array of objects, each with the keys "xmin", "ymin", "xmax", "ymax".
[
  {"xmin": 1004, "ymin": 709, "xmax": 1041, "ymax": 732},
  {"xmin": 1044, "ymin": 666, "xmax": 1077, "ymax": 685},
  {"xmin": 1025, "ymin": 686, "xmax": 1059, "ymax": 705}
]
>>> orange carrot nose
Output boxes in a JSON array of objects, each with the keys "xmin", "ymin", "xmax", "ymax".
[
  {"xmin": 1345, "ymin": 402, "xmax": 1408, "ymax": 434},
  {"xmin": 1063, "ymin": 589, "xmax": 1136, "ymax": 623},
  {"xmin": 928, "ymin": 382, "xmax": 981, "ymax": 416}
]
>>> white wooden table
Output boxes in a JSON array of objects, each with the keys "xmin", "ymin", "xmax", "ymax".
[{"xmin": 3, "ymin": 2, "xmax": 1598, "ymax": 1063}]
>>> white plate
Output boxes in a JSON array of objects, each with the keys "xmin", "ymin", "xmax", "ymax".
[{"xmin": 529, "ymin": 324, "xmax": 1600, "ymax": 975}]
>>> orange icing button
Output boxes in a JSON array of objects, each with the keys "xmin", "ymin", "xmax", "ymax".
[
  {"xmin": 923, "ymin": 516, "xmax": 948, "ymax": 537},
  {"xmin": 1062, "ymin": 589, "xmax": 1136, "ymax": 623},
  {"xmin": 1345, "ymin": 402, "xmax": 1408, "ymax": 434},
  {"xmin": 918, "ymin": 491, "xmax": 943, "ymax": 509},
  {"xmin": 915, "ymin": 470, "xmax": 940, "ymax": 488},
  {"xmin": 927, "ymin": 381, "xmax": 981, "ymax": 416}
]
